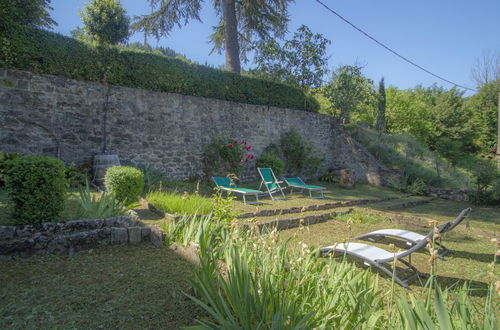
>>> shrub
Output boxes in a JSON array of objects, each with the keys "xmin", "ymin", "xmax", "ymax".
[
  {"xmin": 203, "ymin": 135, "xmax": 254, "ymax": 178},
  {"xmin": 0, "ymin": 26, "xmax": 319, "ymax": 111},
  {"xmin": 318, "ymin": 172, "xmax": 337, "ymax": 183},
  {"xmin": 65, "ymin": 162, "xmax": 88, "ymax": 187},
  {"xmin": 104, "ymin": 166, "xmax": 144, "ymax": 204},
  {"xmin": 468, "ymin": 159, "xmax": 500, "ymax": 205},
  {"xmin": 4, "ymin": 155, "xmax": 67, "ymax": 224},
  {"xmin": 256, "ymin": 152, "xmax": 285, "ymax": 177},
  {"xmin": 279, "ymin": 129, "xmax": 323, "ymax": 176},
  {"xmin": 146, "ymin": 190, "xmax": 213, "ymax": 216}
]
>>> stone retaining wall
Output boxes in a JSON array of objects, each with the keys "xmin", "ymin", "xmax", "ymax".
[
  {"xmin": 0, "ymin": 216, "xmax": 165, "ymax": 260},
  {"xmin": 0, "ymin": 69, "xmax": 393, "ymax": 184}
]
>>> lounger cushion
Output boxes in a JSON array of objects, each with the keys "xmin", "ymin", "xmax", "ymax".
[
  {"xmin": 358, "ymin": 229, "xmax": 425, "ymax": 243},
  {"xmin": 284, "ymin": 177, "xmax": 326, "ymax": 190},
  {"xmin": 224, "ymin": 187, "xmax": 262, "ymax": 194},
  {"xmin": 320, "ymin": 242, "xmax": 406, "ymax": 263}
]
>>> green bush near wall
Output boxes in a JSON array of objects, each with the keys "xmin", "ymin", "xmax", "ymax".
[
  {"xmin": 104, "ymin": 166, "xmax": 144, "ymax": 204},
  {"xmin": 4, "ymin": 156, "xmax": 67, "ymax": 224},
  {"xmin": 0, "ymin": 27, "xmax": 319, "ymax": 112}
]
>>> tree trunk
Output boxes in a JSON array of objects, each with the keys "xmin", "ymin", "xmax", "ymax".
[{"xmin": 222, "ymin": 0, "xmax": 241, "ymax": 73}]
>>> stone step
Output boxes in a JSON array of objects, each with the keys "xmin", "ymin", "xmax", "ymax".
[
  {"xmin": 245, "ymin": 209, "xmax": 354, "ymax": 232},
  {"xmin": 237, "ymin": 196, "xmax": 407, "ymax": 219}
]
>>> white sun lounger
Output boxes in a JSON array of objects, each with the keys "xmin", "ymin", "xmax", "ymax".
[
  {"xmin": 356, "ymin": 208, "xmax": 472, "ymax": 258},
  {"xmin": 320, "ymin": 229, "xmax": 434, "ymax": 288}
]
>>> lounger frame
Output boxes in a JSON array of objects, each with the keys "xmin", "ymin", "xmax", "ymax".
[
  {"xmin": 257, "ymin": 168, "xmax": 286, "ymax": 201},
  {"xmin": 320, "ymin": 230, "xmax": 434, "ymax": 288},
  {"xmin": 284, "ymin": 177, "xmax": 326, "ymax": 199},
  {"xmin": 356, "ymin": 208, "xmax": 472, "ymax": 258}
]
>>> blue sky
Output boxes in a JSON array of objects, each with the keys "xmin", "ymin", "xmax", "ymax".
[{"xmin": 50, "ymin": 0, "xmax": 499, "ymax": 95}]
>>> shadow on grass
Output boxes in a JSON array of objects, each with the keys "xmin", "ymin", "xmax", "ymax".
[{"xmin": 0, "ymin": 244, "xmax": 207, "ymax": 329}]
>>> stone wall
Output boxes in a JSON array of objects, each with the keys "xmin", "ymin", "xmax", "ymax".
[{"xmin": 0, "ymin": 69, "xmax": 391, "ymax": 183}]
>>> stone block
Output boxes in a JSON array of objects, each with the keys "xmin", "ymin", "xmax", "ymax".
[
  {"xmin": 0, "ymin": 226, "xmax": 16, "ymax": 240},
  {"xmin": 111, "ymin": 227, "xmax": 128, "ymax": 244},
  {"xmin": 150, "ymin": 227, "xmax": 166, "ymax": 248},
  {"xmin": 128, "ymin": 227, "xmax": 142, "ymax": 244},
  {"xmin": 141, "ymin": 227, "xmax": 151, "ymax": 241}
]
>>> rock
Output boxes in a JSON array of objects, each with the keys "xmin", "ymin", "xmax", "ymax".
[
  {"xmin": 141, "ymin": 227, "xmax": 151, "ymax": 241},
  {"xmin": 0, "ymin": 226, "xmax": 16, "ymax": 240},
  {"xmin": 339, "ymin": 169, "xmax": 355, "ymax": 189},
  {"xmin": 150, "ymin": 227, "xmax": 166, "ymax": 248},
  {"xmin": 111, "ymin": 227, "xmax": 128, "ymax": 244},
  {"xmin": 128, "ymin": 227, "xmax": 142, "ymax": 244}
]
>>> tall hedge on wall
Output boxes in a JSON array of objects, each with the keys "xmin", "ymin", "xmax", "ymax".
[{"xmin": 0, "ymin": 27, "xmax": 319, "ymax": 112}]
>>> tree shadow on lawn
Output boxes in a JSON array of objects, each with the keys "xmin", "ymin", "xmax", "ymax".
[
  {"xmin": 0, "ymin": 244, "xmax": 207, "ymax": 329},
  {"xmin": 339, "ymin": 256, "xmax": 489, "ymax": 297}
]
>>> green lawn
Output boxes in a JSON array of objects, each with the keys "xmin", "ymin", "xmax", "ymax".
[
  {"xmin": 1, "ymin": 182, "xmax": 499, "ymax": 327},
  {"xmin": 0, "ymin": 244, "xmax": 206, "ymax": 329},
  {"xmin": 278, "ymin": 210, "xmax": 498, "ymax": 295}
]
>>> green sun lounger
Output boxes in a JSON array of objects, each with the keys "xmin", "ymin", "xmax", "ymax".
[
  {"xmin": 257, "ymin": 168, "xmax": 286, "ymax": 200},
  {"xmin": 212, "ymin": 177, "xmax": 263, "ymax": 205},
  {"xmin": 283, "ymin": 177, "xmax": 326, "ymax": 198}
]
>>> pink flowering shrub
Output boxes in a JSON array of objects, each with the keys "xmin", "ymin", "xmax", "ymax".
[{"xmin": 203, "ymin": 135, "xmax": 254, "ymax": 177}]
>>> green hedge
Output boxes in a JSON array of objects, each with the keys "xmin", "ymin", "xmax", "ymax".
[
  {"xmin": 0, "ymin": 26, "xmax": 319, "ymax": 111},
  {"xmin": 4, "ymin": 156, "xmax": 67, "ymax": 224},
  {"xmin": 104, "ymin": 166, "xmax": 144, "ymax": 204}
]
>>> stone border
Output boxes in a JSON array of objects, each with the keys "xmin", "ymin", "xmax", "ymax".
[
  {"xmin": 250, "ymin": 209, "xmax": 353, "ymax": 232},
  {"xmin": 0, "ymin": 216, "xmax": 166, "ymax": 260},
  {"xmin": 237, "ymin": 196, "xmax": 403, "ymax": 219},
  {"xmin": 385, "ymin": 198, "xmax": 435, "ymax": 210}
]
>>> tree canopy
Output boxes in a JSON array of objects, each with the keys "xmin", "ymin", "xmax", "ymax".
[
  {"xmin": 0, "ymin": 0, "xmax": 57, "ymax": 30},
  {"xmin": 132, "ymin": 0, "xmax": 292, "ymax": 72},
  {"xmin": 252, "ymin": 25, "xmax": 330, "ymax": 92},
  {"xmin": 79, "ymin": 0, "xmax": 130, "ymax": 45}
]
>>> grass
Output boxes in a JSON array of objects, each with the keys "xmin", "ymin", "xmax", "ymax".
[
  {"xmin": 231, "ymin": 182, "xmax": 403, "ymax": 214},
  {"xmin": 0, "ymin": 244, "xmax": 206, "ymax": 329},
  {"xmin": 1, "ymin": 181, "xmax": 499, "ymax": 327},
  {"xmin": 146, "ymin": 190, "xmax": 214, "ymax": 216},
  {"xmin": 278, "ymin": 210, "xmax": 498, "ymax": 294}
]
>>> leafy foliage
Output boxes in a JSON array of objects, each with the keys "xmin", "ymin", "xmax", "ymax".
[
  {"xmin": 347, "ymin": 125, "xmax": 472, "ymax": 189},
  {"xmin": 256, "ymin": 152, "xmax": 285, "ymax": 177},
  {"xmin": 165, "ymin": 212, "xmax": 498, "ymax": 328},
  {"xmin": 0, "ymin": 0, "xmax": 56, "ymax": 30},
  {"xmin": 468, "ymin": 158, "xmax": 500, "ymax": 205},
  {"xmin": 133, "ymin": 0, "xmax": 292, "ymax": 72},
  {"xmin": 0, "ymin": 26, "xmax": 318, "ymax": 111},
  {"xmin": 4, "ymin": 156, "xmax": 67, "ymax": 224},
  {"xmin": 202, "ymin": 135, "xmax": 254, "ymax": 178},
  {"xmin": 323, "ymin": 65, "xmax": 376, "ymax": 123},
  {"xmin": 79, "ymin": 0, "xmax": 130, "ymax": 45},
  {"xmin": 466, "ymin": 80, "xmax": 500, "ymax": 152},
  {"xmin": 104, "ymin": 166, "xmax": 144, "ymax": 204},
  {"xmin": 279, "ymin": 129, "xmax": 324, "ymax": 176},
  {"xmin": 252, "ymin": 25, "xmax": 330, "ymax": 93},
  {"xmin": 77, "ymin": 186, "xmax": 127, "ymax": 218}
]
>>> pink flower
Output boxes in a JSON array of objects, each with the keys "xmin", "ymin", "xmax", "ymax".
[
  {"xmin": 491, "ymin": 150, "xmax": 497, "ymax": 154},
  {"xmin": 246, "ymin": 155, "xmax": 251, "ymax": 159},
  {"xmin": 245, "ymin": 146, "xmax": 251, "ymax": 151},
  {"xmin": 234, "ymin": 140, "xmax": 238, "ymax": 144},
  {"xmin": 250, "ymin": 155, "xmax": 254, "ymax": 160},
  {"xmin": 242, "ymin": 140, "xmax": 247, "ymax": 145},
  {"xmin": 231, "ymin": 162, "xmax": 236, "ymax": 166},
  {"xmin": 229, "ymin": 143, "xmax": 233, "ymax": 148},
  {"xmin": 240, "ymin": 158, "xmax": 243, "ymax": 162}
]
